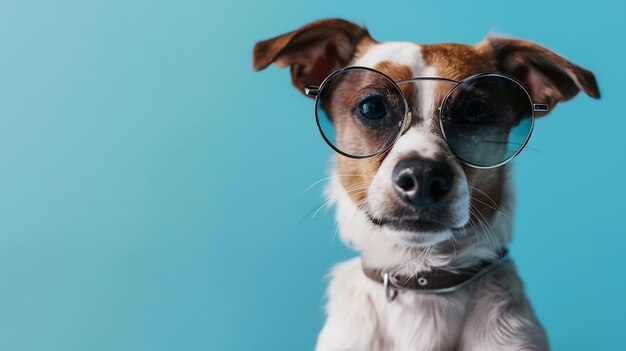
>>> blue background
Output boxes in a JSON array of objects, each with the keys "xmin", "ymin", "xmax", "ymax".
[{"xmin": 0, "ymin": 0, "xmax": 624, "ymax": 350}]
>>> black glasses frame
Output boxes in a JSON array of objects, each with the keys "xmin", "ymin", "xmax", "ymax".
[{"xmin": 304, "ymin": 66, "xmax": 549, "ymax": 169}]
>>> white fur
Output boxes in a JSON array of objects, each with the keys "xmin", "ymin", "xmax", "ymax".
[
  {"xmin": 316, "ymin": 42, "xmax": 548, "ymax": 350},
  {"xmin": 354, "ymin": 42, "xmax": 425, "ymax": 70},
  {"xmin": 367, "ymin": 126, "xmax": 470, "ymax": 248}
]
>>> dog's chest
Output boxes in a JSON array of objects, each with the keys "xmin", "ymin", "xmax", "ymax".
[
  {"xmin": 321, "ymin": 257, "xmax": 471, "ymax": 351},
  {"xmin": 379, "ymin": 292, "xmax": 469, "ymax": 350}
]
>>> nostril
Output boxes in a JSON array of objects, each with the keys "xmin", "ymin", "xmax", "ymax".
[
  {"xmin": 395, "ymin": 172, "xmax": 417, "ymax": 192},
  {"xmin": 426, "ymin": 176, "xmax": 452, "ymax": 204}
]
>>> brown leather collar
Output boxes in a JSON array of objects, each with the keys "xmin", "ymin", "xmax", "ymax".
[{"xmin": 362, "ymin": 248, "xmax": 509, "ymax": 301}]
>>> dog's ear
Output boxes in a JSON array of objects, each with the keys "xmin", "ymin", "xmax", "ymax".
[
  {"xmin": 252, "ymin": 19, "xmax": 373, "ymax": 96},
  {"xmin": 479, "ymin": 37, "xmax": 600, "ymax": 115}
]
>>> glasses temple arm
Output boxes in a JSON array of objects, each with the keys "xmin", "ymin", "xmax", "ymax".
[
  {"xmin": 304, "ymin": 86, "xmax": 320, "ymax": 97},
  {"xmin": 533, "ymin": 103, "xmax": 549, "ymax": 112}
]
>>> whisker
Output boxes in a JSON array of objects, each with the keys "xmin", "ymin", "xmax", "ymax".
[
  {"xmin": 470, "ymin": 202, "xmax": 500, "ymax": 256},
  {"xmin": 298, "ymin": 200, "xmax": 331, "ymax": 226},
  {"xmin": 302, "ymin": 174, "xmax": 374, "ymax": 192}
]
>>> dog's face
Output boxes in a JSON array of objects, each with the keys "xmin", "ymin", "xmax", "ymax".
[
  {"xmin": 332, "ymin": 44, "xmax": 499, "ymax": 247},
  {"xmin": 254, "ymin": 19, "xmax": 599, "ymax": 251}
]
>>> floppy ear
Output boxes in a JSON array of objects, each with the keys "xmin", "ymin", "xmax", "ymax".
[
  {"xmin": 480, "ymin": 37, "xmax": 600, "ymax": 115},
  {"xmin": 252, "ymin": 19, "xmax": 373, "ymax": 96}
]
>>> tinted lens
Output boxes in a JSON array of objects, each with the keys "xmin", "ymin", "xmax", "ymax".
[
  {"xmin": 441, "ymin": 74, "xmax": 534, "ymax": 168},
  {"xmin": 316, "ymin": 68, "xmax": 407, "ymax": 158}
]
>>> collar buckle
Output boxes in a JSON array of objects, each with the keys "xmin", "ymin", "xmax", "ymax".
[{"xmin": 383, "ymin": 272, "xmax": 398, "ymax": 302}]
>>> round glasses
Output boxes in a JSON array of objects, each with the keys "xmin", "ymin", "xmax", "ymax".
[{"xmin": 309, "ymin": 66, "xmax": 547, "ymax": 169}]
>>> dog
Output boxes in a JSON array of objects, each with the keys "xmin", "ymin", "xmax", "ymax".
[{"xmin": 253, "ymin": 19, "xmax": 599, "ymax": 351}]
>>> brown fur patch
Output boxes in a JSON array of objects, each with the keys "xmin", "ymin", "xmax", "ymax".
[
  {"xmin": 465, "ymin": 166, "xmax": 505, "ymax": 220},
  {"xmin": 421, "ymin": 43, "xmax": 495, "ymax": 81},
  {"xmin": 373, "ymin": 61, "xmax": 416, "ymax": 101},
  {"xmin": 335, "ymin": 61, "xmax": 415, "ymax": 203}
]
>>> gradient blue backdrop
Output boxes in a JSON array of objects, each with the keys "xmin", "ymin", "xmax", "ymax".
[{"xmin": 0, "ymin": 0, "xmax": 624, "ymax": 350}]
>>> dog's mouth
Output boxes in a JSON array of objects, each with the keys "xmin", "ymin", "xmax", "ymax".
[{"xmin": 367, "ymin": 214, "xmax": 451, "ymax": 233}]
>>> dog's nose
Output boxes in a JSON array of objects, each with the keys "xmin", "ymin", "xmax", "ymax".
[{"xmin": 392, "ymin": 156, "xmax": 453, "ymax": 208}]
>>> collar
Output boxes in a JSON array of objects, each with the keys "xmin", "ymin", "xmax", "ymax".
[{"xmin": 362, "ymin": 248, "xmax": 509, "ymax": 302}]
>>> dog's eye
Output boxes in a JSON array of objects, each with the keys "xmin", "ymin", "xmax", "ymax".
[
  {"xmin": 460, "ymin": 97, "xmax": 495, "ymax": 123},
  {"xmin": 356, "ymin": 95, "xmax": 388, "ymax": 120}
]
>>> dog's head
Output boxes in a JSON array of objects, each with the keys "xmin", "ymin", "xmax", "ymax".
[{"xmin": 253, "ymin": 19, "xmax": 599, "ymax": 265}]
